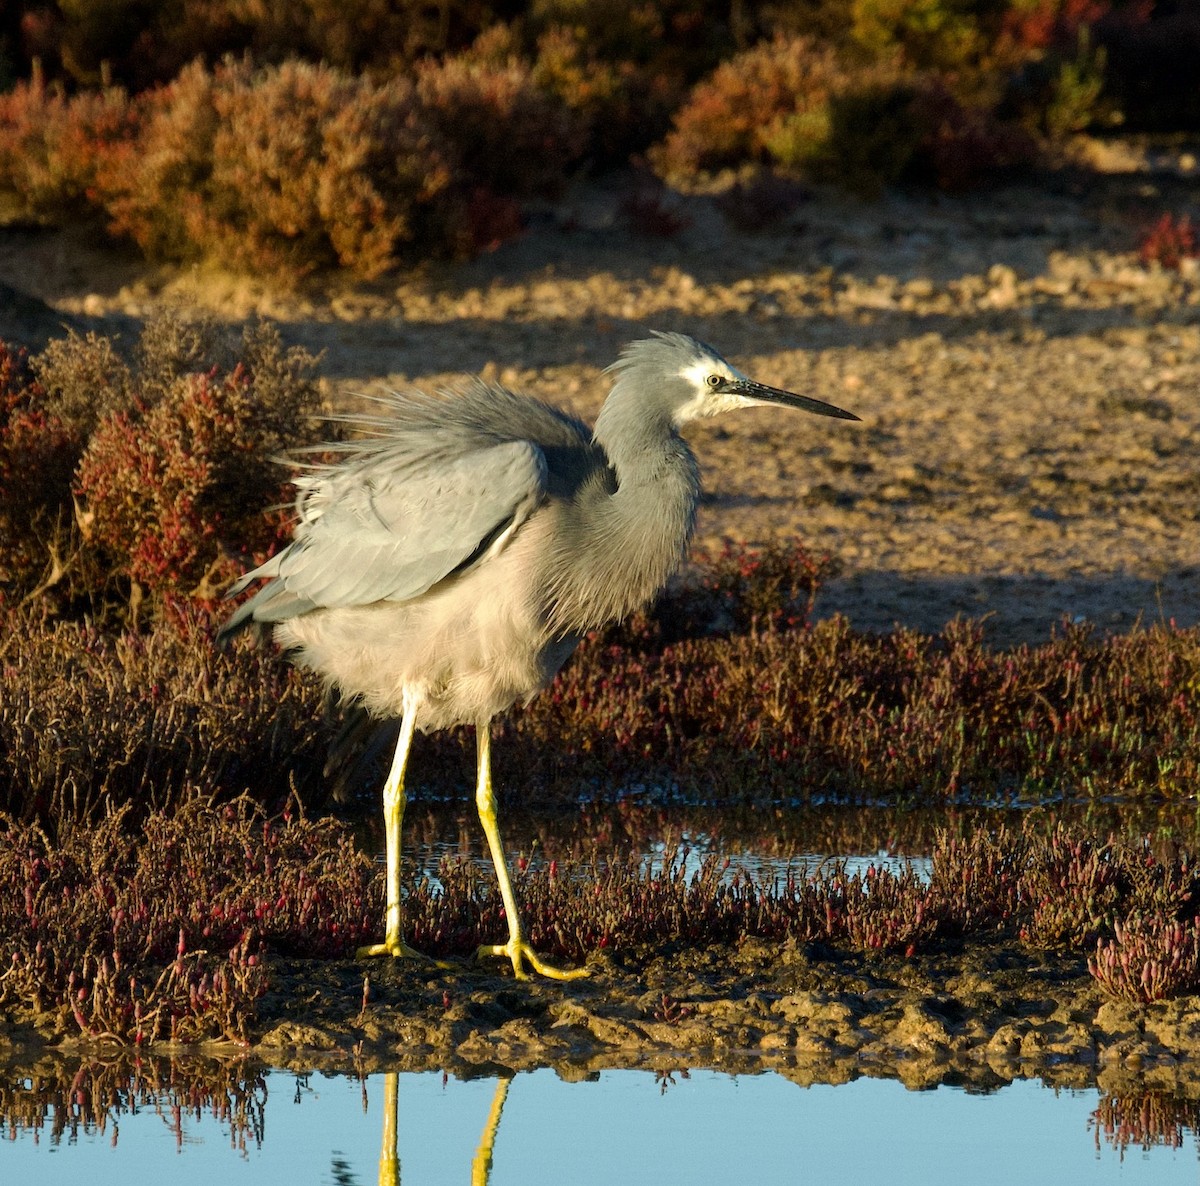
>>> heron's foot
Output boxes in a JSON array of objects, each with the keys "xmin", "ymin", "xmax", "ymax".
[
  {"xmin": 356, "ymin": 936, "xmax": 451, "ymax": 967},
  {"xmin": 476, "ymin": 940, "xmax": 589, "ymax": 981}
]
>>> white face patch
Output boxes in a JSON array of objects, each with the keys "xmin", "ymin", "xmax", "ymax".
[{"xmin": 672, "ymin": 358, "xmax": 761, "ymax": 424}]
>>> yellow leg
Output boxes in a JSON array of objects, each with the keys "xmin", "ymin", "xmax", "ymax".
[
  {"xmin": 471, "ymin": 1077, "xmax": 511, "ymax": 1186},
  {"xmin": 357, "ymin": 697, "xmax": 441, "ymax": 962},
  {"xmin": 473, "ymin": 724, "xmax": 588, "ymax": 980}
]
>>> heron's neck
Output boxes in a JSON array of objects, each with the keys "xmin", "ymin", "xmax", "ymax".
[
  {"xmin": 548, "ymin": 396, "xmax": 700, "ymax": 634},
  {"xmin": 594, "ymin": 381, "xmax": 701, "ymax": 522}
]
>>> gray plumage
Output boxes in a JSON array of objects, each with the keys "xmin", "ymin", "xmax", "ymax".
[{"xmin": 219, "ymin": 331, "xmax": 858, "ymax": 978}]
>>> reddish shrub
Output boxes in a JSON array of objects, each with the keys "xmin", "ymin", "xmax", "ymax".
[
  {"xmin": 0, "ymin": 342, "xmax": 84, "ymax": 603},
  {"xmin": 75, "ymin": 322, "xmax": 322, "ymax": 607},
  {"xmin": 1002, "ymin": 0, "xmax": 1116, "ymax": 53},
  {"xmin": 97, "ymin": 58, "xmax": 222, "ymax": 262},
  {"xmin": 654, "ymin": 36, "xmax": 853, "ymax": 177},
  {"xmin": 416, "ymin": 47, "xmax": 585, "ymax": 201},
  {"xmin": 0, "ymin": 79, "xmax": 135, "ymax": 222},
  {"xmin": 1139, "ymin": 213, "xmax": 1197, "ymax": 270},
  {"xmin": 1089, "ymin": 916, "xmax": 1200, "ymax": 1003}
]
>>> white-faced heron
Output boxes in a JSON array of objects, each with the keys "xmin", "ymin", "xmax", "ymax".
[{"xmin": 219, "ymin": 332, "xmax": 859, "ymax": 979}]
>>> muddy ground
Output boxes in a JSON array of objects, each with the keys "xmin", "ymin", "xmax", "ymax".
[
  {"xmin": 3, "ymin": 145, "xmax": 1200, "ymax": 1078},
  {"xmin": 5, "ymin": 938, "xmax": 1199, "ymax": 1097},
  {"xmin": 256, "ymin": 940, "xmax": 1200, "ymax": 1086}
]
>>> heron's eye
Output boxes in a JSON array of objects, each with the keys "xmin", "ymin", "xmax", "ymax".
[{"xmin": 706, "ymin": 374, "xmax": 723, "ymax": 389}]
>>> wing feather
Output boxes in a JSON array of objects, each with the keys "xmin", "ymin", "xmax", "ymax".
[{"xmin": 222, "ymin": 438, "xmax": 548, "ymax": 635}]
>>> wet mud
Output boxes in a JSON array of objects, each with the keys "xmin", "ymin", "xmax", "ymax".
[{"xmin": 8, "ymin": 939, "xmax": 1200, "ymax": 1094}]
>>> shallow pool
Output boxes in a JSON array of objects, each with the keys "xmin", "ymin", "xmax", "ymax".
[{"xmin": 4, "ymin": 1063, "xmax": 1197, "ymax": 1185}]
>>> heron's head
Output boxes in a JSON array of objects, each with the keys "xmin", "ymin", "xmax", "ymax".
[{"xmin": 606, "ymin": 332, "xmax": 859, "ymax": 427}]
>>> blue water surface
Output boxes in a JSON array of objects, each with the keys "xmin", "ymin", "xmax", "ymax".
[{"xmin": 4, "ymin": 1066, "xmax": 1196, "ymax": 1185}]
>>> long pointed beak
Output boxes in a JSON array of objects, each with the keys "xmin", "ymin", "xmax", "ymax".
[{"xmin": 728, "ymin": 378, "xmax": 860, "ymax": 421}]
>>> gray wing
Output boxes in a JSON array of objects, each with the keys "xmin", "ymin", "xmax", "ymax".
[{"xmin": 219, "ymin": 438, "xmax": 547, "ymax": 637}]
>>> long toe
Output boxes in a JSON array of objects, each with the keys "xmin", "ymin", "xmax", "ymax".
[
  {"xmin": 357, "ymin": 937, "xmax": 451, "ymax": 967},
  {"xmin": 476, "ymin": 941, "xmax": 589, "ymax": 981}
]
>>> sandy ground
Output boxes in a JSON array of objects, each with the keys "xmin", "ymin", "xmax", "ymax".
[{"xmin": 3, "ymin": 154, "xmax": 1199, "ymax": 648}]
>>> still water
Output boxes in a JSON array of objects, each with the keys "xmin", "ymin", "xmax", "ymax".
[{"xmin": 4, "ymin": 1063, "xmax": 1197, "ymax": 1185}]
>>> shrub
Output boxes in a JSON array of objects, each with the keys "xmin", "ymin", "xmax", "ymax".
[
  {"xmin": 75, "ymin": 320, "xmax": 324, "ymax": 608},
  {"xmin": 0, "ymin": 353, "xmax": 83, "ymax": 605},
  {"xmin": 0, "ymin": 341, "xmax": 89, "ymax": 606},
  {"xmin": 31, "ymin": 329, "xmax": 134, "ymax": 435},
  {"xmin": 1003, "ymin": 0, "xmax": 1116, "ymax": 54},
  {"xmin": 101, "ymin": 58, "xmax": 456, "ymax": 277},
  {"xmin": 1000, "ymin": 24, "xmax": 1112, "ymax": 140},
  {"xmin": 907, "ymin": 79, "xmax": 1038, "ymax": 190},
  {"xmin": 416, "ymin": 44, "xmax": 586, "ymax": 201},
  {"xmin": 1089, "ymin": 916, "xmax": 1200, "ymax": 1004},
  {"xmin": 531, "ymin": 24, "xmax": 682, "ymax": 165},
  {"xmin": 0, "ymin": 316, "xmax": 323, "ymax": 616},
  {"xmin": 656, "ymin": 34, "xmax": 1036, "ymax": 194},
  {"xmin": 0, "ymin": 607, "xmax": 328, "ymax": 825},
  {"xmin": 0, "ymin": 797, "xmax": 375, "ymax": 1042},
  {"xmin": 849, "ymin": 0, "xmax": 989, "ymax": 74},
  {"xmin": 0, "ymin": 80, "xmax": 135, "ymax": 222},
  {"xmin": 654, "ymin": 36, "xmax": 854, "ymax": 177},
  {"xmin": 654, "ymin": 36, "xmax": 909, "ymax": 194},
  {"xmin": 1138, "ymin": 213, "xmax": 1197, "ymax": 271},
  {"xmin": 764, "ymin": 78, "xmax": 927, "ymax": 197},
  {"xmin": 96, "ymin": 57, "xmax": 223, "ymax": 262}
]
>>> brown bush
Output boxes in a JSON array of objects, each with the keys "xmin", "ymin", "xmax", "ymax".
[
  {"xmin": 99, "ymin": 58, "xmax": 456, "ymax": 277},
  {"xmin": 31, "ymin": 328, "xmax": 134, "ymax": 434},
  {"xmin": 0, "ymin": 80, "xmax": 135, "ymax": 222},
  {"xmin": 531, "ymin": 24, "xmax": 683, "ymax": 165},
  {"xmin": 0, "ymin": 608, "xmax": 328, "ymax": 826},
  {"xmin": 417, "ymin": 43, "xmax": 586, "ymax": 200},
  {"xmin": 655, "ymin": 34, "xmax": 1035, "ymax": 193},
  {"xmin": 0, "ymin": 341, "xmax": 84, "ymax": 604},
  {"xmin": 652, "ymin": 35, "xmax": 927, "ymax": 195},
  {"xmin": 653, "ymin": 35, "xmax": 851, "ymax": 177},
  {"xmin": 94, "ymin": 58, "xmax": 223, "ymax": 261}
]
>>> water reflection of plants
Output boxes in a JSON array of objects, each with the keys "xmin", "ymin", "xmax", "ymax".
[
  {"xmin": 1092, "ymin": 1090, "xmax": 1200, "ymax": 1158},
  {"xmin": 5, "ymin": 1055, "xmax": 1200, "ymax": 1167},
  {"xmin": 0, "ymin": 1054, "xmax": 267, "ymax": 1152}
]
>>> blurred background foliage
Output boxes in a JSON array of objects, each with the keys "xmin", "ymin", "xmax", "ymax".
[{"xmin": 0, "ymin": 2, "xmax": 1194, "ymax": 270}]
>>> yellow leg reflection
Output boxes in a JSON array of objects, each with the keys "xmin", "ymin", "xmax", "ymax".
[
  {"xmin": 471, "ymin": 1077, "xmax": 511, "ymax": 1186},
  {"xmin": 378, "ymin": 1071, "xmax": 399, "ymax": 1186},
  {"xmin": 372, "ymin": 1071, "xmax": 509, "ymax": 1186},
  {"xmin": 473, "ymin": 726, "xmax": 588, "ymax": 980}
]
